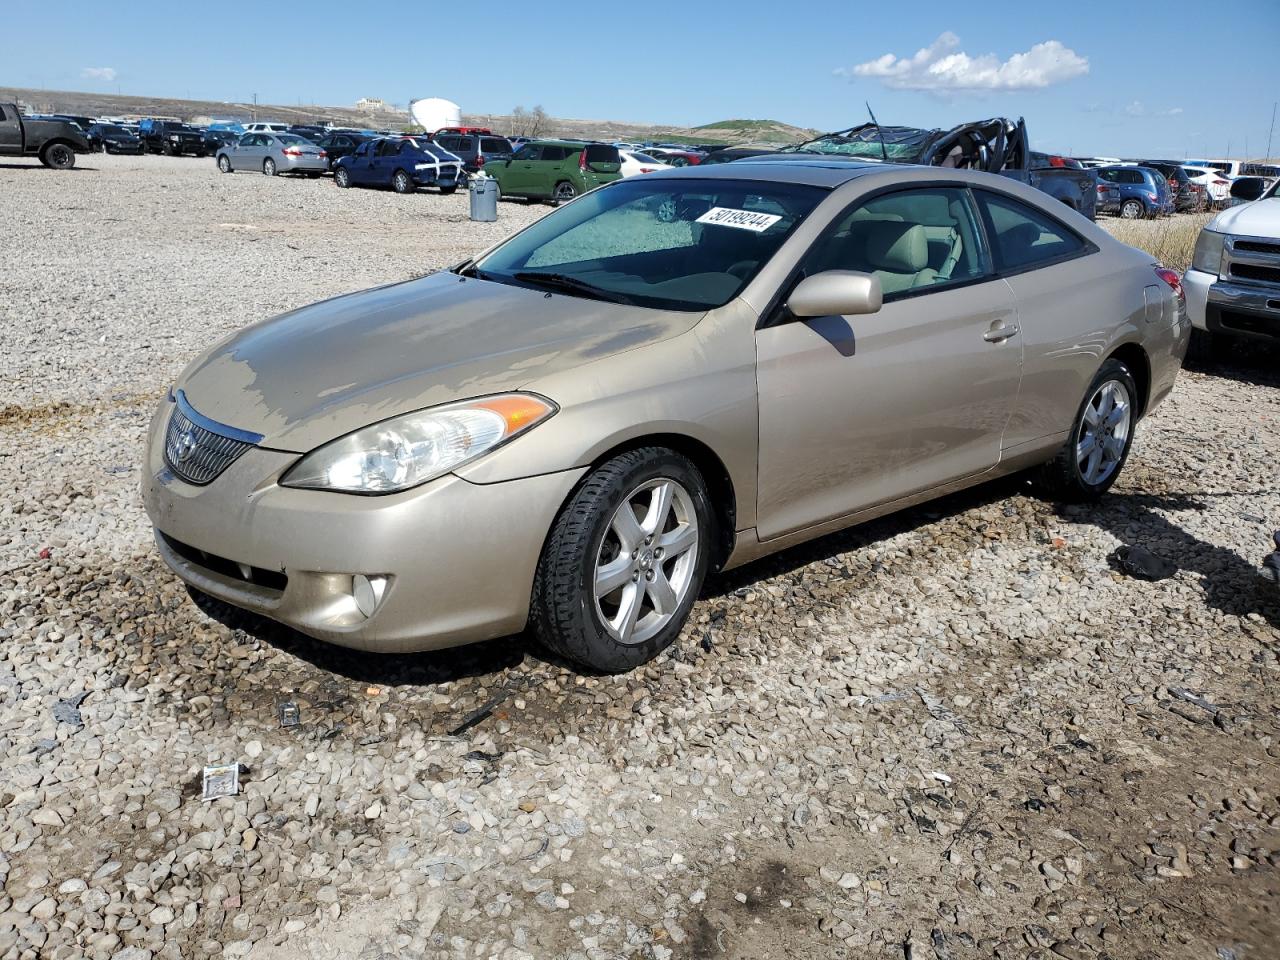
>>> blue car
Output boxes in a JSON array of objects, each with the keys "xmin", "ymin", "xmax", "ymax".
[
  {"xmin": 1095, "ymin": 165, "xmax": 1174, "ymax": 219},
  {"xmin": 332, "ymin": 137, "xmax": 464, "ymax": 194}
]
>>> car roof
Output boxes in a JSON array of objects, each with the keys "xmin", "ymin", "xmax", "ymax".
[{"xmin": 643, "ymin": 156, "xmax": 892, "ymax": 188}]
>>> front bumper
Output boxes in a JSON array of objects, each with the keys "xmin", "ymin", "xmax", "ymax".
[
  {"xmin": 141, "ymin": 400, "xmax": 586, "ymax": 652},
  {"xmin": 1183, "ymin": 269, "xmax": 1280, "ymax": 338}
]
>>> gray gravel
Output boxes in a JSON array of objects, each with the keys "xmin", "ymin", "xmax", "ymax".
[{"xmin": 2, "ymin": 153, "xmax": 1280, "ymax": 960}]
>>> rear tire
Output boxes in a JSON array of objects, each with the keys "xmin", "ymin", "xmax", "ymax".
[
  {"xmin": 392, "ymin": 169, "xmax": 414, "ymax": 194},
  {"xmin": 1035, "ymin": 359, "xmax": 1138, "ymax": 502},
  {"xmin": 439, "ymin": 185, "xmax": 458, "ymax": 195},
  {"xmin": 40, "ymin": 143, "xmax": 77, "ymax": 170},
  {"xmin": 531, "ymin": 448, "xmax": 712, "ymax": 673},
  {"xmin": 263, "ymin": 157, "xmax": 277, "ymax": 176},
  {"xmin": 1120, "ymin": 199, "xmax": 1143, "ymax": 219},
  {"xmin": 552, "ymin": 180, "xmax": 578, "ymax": 204},
  {"xmin": 217, "ymin": 155, "xmax": 232, "ymax": 174}
]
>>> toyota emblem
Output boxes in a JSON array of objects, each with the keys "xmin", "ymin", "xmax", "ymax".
[{"xmin": 175, "ymin": 428, "xmax": 198, "ymax": 463}]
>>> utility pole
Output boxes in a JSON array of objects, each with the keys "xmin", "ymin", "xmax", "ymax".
[
  {"xmin": 1267, "ymin": 101, "xmax": 1277, "ymax": 161},
  {"xmin": 252, "ymin": 92, "xmax": 258, "ymax": 122}
]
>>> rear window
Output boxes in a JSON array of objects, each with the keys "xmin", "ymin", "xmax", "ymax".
[
  {"xmin": 481, "ymin": 138, "xmax": 512, "ymax": 154},
  {"xmin": 584, "ymin": 144, "xmax": 620, "ymax": 165}
]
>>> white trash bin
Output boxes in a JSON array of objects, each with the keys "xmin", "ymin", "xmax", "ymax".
[{"xmin": 469, "ymin": 172, "xmax": 498, "ymax": 222}]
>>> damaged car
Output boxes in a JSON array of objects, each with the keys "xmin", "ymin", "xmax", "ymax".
[{"xmin": 775, "ymin": 117, "xmax": 1098, "ymax": 219}]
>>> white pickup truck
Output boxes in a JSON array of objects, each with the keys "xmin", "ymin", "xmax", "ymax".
[{"xmin": 1183, "ymin": 178, "xmax": 1280, "ymax": 351}]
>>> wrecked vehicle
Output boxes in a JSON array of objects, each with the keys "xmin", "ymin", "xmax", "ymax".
[{"xmin": 778, "ymin": 117, "xmax": 1098, "ymax": 220}]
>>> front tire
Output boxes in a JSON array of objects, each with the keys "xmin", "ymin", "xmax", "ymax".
[
  {"xmin": 1036, "ymin": 359, "xmax": 1138, "ymax": 501},
  {"xmin": 40, "ymin": 143, "xmax": 76, "ymax": 170},
  {"xmin": 263, "ymin": 157, "xmax": 277, "ymax": 176},
  {"xmin": 392, "ymin": 169, "xmax": 414, "ymax": 194},
  {"xmin": 531, "ymin": 448, "xmax": 712, "ymax": 673},
  {"xmin": 217, "ymin": 155, "xmax": 232, "ymax": 173},
  {"xmin": 334, "ymin": 166, "xmax": 352, "ymax": 188}
]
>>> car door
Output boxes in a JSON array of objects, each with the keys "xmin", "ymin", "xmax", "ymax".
[
  {"xmin": 0, "ymin": 105, "xmax": 21, "ymax": 153},
  {"xmin": 504, "ymin": 144, "xmax": 541, "ymax": 194},
  {"xmin": 347, "ymin": 141, "xmax": 374, "ymax": 183},
  {"xmin": 754, "ymin": 186, "xmax": 1023, "ymax": 541},
  {"xmin": 237, "ymin": 134, "xmax": 263, "ymax": 164},
  {"xmin": 970, "ymin": 188, "xmax": 1104, "ymax": 451}
]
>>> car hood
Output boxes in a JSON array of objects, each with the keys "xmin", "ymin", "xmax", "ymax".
[
  {"xmin": 1210, "ymin": 197, "xmax": 1280, "ymax": 237},
  {"xmin": 177, "ymin": 271, "xmax": 702, "ymax": 452}
]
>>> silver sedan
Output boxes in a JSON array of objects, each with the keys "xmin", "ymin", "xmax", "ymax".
[{"xmin": 215, "ymin": 133, "xmax": 328, "ymax": 177}]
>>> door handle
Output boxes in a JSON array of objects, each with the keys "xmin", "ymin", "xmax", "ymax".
[{"xmin": 983, "ymin": 322, "xmax": 1020, "ymax": 342}]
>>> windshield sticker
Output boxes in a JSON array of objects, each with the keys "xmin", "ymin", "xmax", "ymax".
[{"xmin": 696, "ymin": 207, "xmax": 783, "ymax": 232}]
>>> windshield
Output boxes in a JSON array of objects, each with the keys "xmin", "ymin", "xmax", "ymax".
[
  {"xmin": 783, "ymin": 125, "xmax": 932, "ymax": 162},
  {"xmin": 474, "ymin": 177, "xmax": 824, "ymax": 311}
]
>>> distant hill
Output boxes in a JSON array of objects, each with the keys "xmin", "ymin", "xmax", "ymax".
[
  {"xmin": 0, "ymin": 86, "xmax": 815, "ymax": 146},
  {"xmin": 693, "ymin": 118, "xmax": 819, "ymax": 144}
]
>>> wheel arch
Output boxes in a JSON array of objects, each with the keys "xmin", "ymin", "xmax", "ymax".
[
  {"xmin": 1106, "ymin": 341, "xmax": 1151, "ymax": 420},
  {"xmin": 582, "ymin": 433, "xmax": 738, "ymax": 572},
  {"xmin": 39, "ymin": 138, "xmax": 80, "ymax": 158}
]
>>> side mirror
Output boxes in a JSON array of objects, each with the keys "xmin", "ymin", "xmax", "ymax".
[
  {"xmin": 1230, "ymin": 179, "xmax": 1265, "ymax": 202},
  {"xmin": 787, "ymin": 270, "xmax": 883, "ymax": 318}
]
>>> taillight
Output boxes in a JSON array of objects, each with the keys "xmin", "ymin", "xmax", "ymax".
[
  {"xmin": 475, "ymin": 153, "xmax": 484, "ymax": 166},
  {"xmin": 1048, "ymin": 155, "xmax": 1067, "ymax": 167},
  {"xmin": 317, "ymin": 150, "xmax": 327, "ymax": 158},
  {"xmin": 579, "ymin": 150, "xmax": 588, "ymax": 171},
  {"xmin": 1155, "ymin": 266, "xmax": 1184, "ymax": 300},
  {"xmin": 282, "ymin": 147, "xmax": 301, "ymax": 156}
]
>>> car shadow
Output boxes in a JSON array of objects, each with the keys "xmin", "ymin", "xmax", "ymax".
[
  {"xmin": 1184, "ymin": 337, "xmax": 1280, "ymax": 389},
  {"xmin": 187, "ymin": 586, "xmax": 532, "ymax": 687},
  {"xmin": 0, "ymin": 162, "xmax": 98, "ymax": 172},
  {"xmin": 1053, "ymin": 491, "xmax": 1280, "ymax": 629}
]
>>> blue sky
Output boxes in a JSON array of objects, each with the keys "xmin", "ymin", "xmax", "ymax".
[{"xmin": 5, "ymin": 0, "xmax": 1278, "ymax": 159}]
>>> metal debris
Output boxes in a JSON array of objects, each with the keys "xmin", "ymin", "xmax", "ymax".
[
  {"xmin": 1169, "ymin": 687, "xmax": 1220, "ymax": 716},
  {"xmin": 278, "ymin": 701, "xmax": 300, "ymax": 728},
  {"xmin": 201, "ymin": 763, "xmax": 241, "ymax": 802},
  {"xmin": 915, "ymin": 687, "xmax": 969, "ymax": 735}
]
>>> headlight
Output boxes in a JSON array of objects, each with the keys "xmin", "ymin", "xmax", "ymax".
[
  {"xmin": 1191, "ymin": 229, "xmax": 1225, "ymax": 275},
  {"xmin": 169, "ymin": 134, "xmax": 180, "ymax": 140},
  {"xmin": 280, "ymin": 393, "xmax": 557, "ymax": 494}
]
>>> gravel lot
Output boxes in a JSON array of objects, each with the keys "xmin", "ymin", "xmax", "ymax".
[{"xmin": 2, "ymin": 153, "xmax": 1279, "ymax": 960}]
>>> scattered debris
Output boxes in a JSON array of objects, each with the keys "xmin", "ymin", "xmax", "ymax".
[
  {"xmin": 915, "ymin": 687, "xmax": 969, "ymax": 735},
  {"xmin": 278, "ymin": 701, "xmax": 300, "ymax": 728},
  {"xmin": 1111, "ymin": 545, "xmax": 1177, "ymax": 581},
  {"xmin": 464, "ymin": 750, "xmax": 503, "ymax": 763},
  {"xmin": 201, "ymin": 763, "xmax": 241, "ymax": 802},
  {"xmin": 52, "ymin": 691, "xmax": 89, "ymax": 727},
  {"xmin": 1169, "ymin": 687, "xmax": 1221, "ymax": 716},
  {"xmin": 1261, "ymin": 530, "xmax": 1280, "ymax": 584}
]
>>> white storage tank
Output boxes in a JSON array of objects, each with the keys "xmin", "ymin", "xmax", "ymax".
[{"xmin": 410, "ymin": 98, "xmax": 462, "ymax": 133}]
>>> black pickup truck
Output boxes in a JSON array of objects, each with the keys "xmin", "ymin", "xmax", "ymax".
[
  {"xmin": 0, "ymin": 103, "xmax": 92, "ymax": 169},
  {"xmin": 139, "ymin": 120, "xmax": 207, "ymax": 157},
  {"xmin": 781, "ymin": 116, "xmax": 1098, "ymax": 220}
]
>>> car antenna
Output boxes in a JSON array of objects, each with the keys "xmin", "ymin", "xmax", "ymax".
[{"xmin": 866, "ymin": 102, "xmax": 889, "ymax": 163}]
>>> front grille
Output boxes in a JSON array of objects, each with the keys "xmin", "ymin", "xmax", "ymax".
[
  {"xmin": 163, "ymin": 393, "xmax": 257, "ymax": 485},
  {"xmin": 1234, "ymin": 240, "xmax": 1280, "ymax": 257},
  {"xmin": 1229, "ymin": 262, "xmax": 1280, "ymax": 285}
]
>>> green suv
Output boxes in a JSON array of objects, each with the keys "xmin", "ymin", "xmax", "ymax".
[{"xmin": 485, "ymin": 140, "xmax": 622, "ymax": 204}]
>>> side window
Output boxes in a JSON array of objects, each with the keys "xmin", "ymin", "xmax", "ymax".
[
  {"xmin": 354, "ymin": 141, "xmax": 369, "ymax": 156},
  {"xmin": 0, "ymin": 106, "xmax": 6, "ymax": 121},
  {"xmin": 542, "ymin": 146, "xmax": 568, "ymax": 162},
  {"xmin": 805, "ymin": 187, "xmax": 988, "ymax": 297},
  {"xmin": 513, "ymin": 145, "xmax": 541, "ymax": 161},
  {"xmin": 975, "ymin": 190, "xmax": 1087, "ymax": 272}
]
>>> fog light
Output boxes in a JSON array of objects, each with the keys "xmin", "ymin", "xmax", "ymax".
[{"xmin": 352, "ymin": 574, "xmax": 389, "ymax": 618}]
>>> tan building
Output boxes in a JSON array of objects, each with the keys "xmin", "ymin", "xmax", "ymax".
[{"xmin": 355, "ymin": 97, "xmax": 388, "ymax": 111}]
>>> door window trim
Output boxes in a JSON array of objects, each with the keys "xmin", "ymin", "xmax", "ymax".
[
  {"xmin": 971, "ymin": 187, "xmax": 1098, "ymax": 279},
  {"xmin": 761, "ymin": 180, "xmax": 998, "ymax": 328}
]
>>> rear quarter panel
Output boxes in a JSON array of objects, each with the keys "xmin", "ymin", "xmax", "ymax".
[{"xmin": 1000, "ymin": 241, "xmax": 1176, "ymax": 451}]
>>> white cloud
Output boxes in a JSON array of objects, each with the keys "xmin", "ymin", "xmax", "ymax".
[
  {"xmin": 1161, "ymin": 106, "xmax": 1184, "ymax": 117},
  {"xmin": 81, "ymin": 67, "xmax": 117, "ymax": 83},
  {"xmin": 1125, "ymin": 100, "xmax": 1146, "ymax": 117},
  {"xmin": 837, "ymin": 32, "xmax": 1088, "ymax": 93}
]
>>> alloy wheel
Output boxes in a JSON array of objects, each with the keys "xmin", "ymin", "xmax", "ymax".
[
  {"xmin": 593, "ymin": 478, "xmax": 699, "ymax": 646},
  {"xmin": 1121, "ymin": 200, "xmax": 1142, "ymax": 219},
  {"xmin": 1076, "ymin": 380, "xmax": 1131, "ymax": 486},
  {"xmin": 263, "ymin": 158, "xmax": 276, "ymax": 176},
  {"xmin": 554, "ymin": 182, "xmax": 577, "ymax": 202}
]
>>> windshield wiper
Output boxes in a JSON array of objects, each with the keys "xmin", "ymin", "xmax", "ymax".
[{"xmin": 512, "ymin": 271, "xmax": 635, "ymax": 305}]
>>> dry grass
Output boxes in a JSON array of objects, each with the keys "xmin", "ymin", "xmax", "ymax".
[{"xmin": 1099, "ymin": 212, "xmax": 1215, "ymax": 273}]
